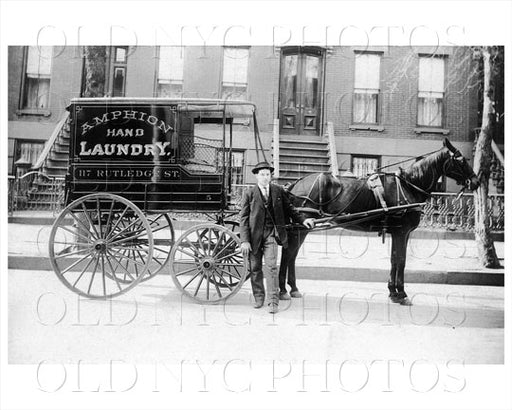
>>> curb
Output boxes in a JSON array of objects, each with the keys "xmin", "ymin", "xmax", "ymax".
[{"xmin": 8, "ymin": 255, "xmax": 504, "ymax": 287}]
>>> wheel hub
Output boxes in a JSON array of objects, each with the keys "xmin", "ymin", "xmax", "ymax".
[
  {"xmin": 93, "ymin": 240, "xmax": 107, "ymax": 253},
  {"xmin": 201, "ymin": 257, "xmax": 215, "ymax": 271}
]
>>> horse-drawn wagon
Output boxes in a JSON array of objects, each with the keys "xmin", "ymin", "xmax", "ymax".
[
  {"xmin": 49, "ymin": 97, "xmax": 480, "ymax": 306},
  {"xmin": 49, "ymin": 98, "xmax": 260, "ymax": 303}
]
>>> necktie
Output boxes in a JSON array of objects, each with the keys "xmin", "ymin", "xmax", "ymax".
[{"xmin": 263, "ymin": 186, "xmax": 268, "ymax": 201}]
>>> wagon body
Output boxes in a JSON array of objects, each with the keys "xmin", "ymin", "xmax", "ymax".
[{"xmin": 66, "ymin": 98, "xmax": 256, "ymax": 213}]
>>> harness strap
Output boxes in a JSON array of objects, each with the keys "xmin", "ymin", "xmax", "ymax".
[{"xmin": 367, "ymin": 174, "xmax": 388, "ymax": 211}]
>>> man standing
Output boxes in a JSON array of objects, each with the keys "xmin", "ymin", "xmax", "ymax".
[{"xmin": 239, "ymin": 161, "xmax": 315, "ymax": 314}]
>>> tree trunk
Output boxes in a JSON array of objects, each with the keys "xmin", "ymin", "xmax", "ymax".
[
  {"xmin": 473, "ymin": 47, "xmax": 501, "ymax": 268},
  {"xmin": 82, "ymin": 46, "xmax": 107, "ymax": 97}
]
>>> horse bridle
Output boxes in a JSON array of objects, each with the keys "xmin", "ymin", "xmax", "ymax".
[{"xmin": 443, "ymin": 150, "xmax": 476, "ymax": 190}]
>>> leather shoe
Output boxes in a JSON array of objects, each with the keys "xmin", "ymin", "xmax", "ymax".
[
  {"xmin": 268, "ymin": 303, "xmax": 278, "ymax": 314},
  {"xmin": 279, "ymin": 292, "xmax": 291, "ymax": 301},
  {"xmin": 253, "ymin": 297, "xmax": 264, "ymax": 309},
  {"xmin": 290, "ymin": 290, "xmax": 303, "ymax": 298}
]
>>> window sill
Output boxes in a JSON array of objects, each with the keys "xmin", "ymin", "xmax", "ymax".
[
  {"xmin": 414, "ymin": 127, "xmax": 450, "ymax": 135},
  {"xmin": 16, "ymin": 109, "xmax": 51, "ymax": 117},
  {"xmin": 349, "ymin": 124, "xmax": 384, "ymax": 132}
]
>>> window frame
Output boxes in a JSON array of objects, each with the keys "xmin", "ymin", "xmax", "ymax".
[
  {"xmin": 155, "ymin": 46, "xmax": 185, "ymax": 98},
  {"xmin": 416, "ymin": 55, "xmax": 447, "ymax": 129},
  {"xmin": 220, "ymin": 46, "xmax": 250, "ymax": 101},
  {"xmin": 17, "ymin": 46, "xmax": 53, "ymax": 116},
  {"xmin": 350, "ymin": 154, "xmax": 381, "ymax": 178},
  {"xmin": 351, "ymin": 52, "xmax": 382, "ymax": 126}
]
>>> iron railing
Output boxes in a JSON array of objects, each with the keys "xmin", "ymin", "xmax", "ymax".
[
  {"xmin": 8, "ymin": 172, "xmax": 65, "ymax": 216},
  {"xmin": 8, "ymin": 177, "xmax": 505, "ymax": 233}
]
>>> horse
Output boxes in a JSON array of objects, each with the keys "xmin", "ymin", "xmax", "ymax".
[{"xmin": 278, "ymin": 138, "xmax": 480, "ymax": 305}]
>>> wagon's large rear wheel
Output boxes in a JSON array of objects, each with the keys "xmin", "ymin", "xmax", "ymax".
[
  {"xmin": 170, "ymin": 223, "xmax": 247, "ymax": 304},
  {"xmin": 48, "ymin": 193, "xmax": 153, "ymax": 299}
]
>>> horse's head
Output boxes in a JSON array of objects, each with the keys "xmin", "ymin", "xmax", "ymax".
[{"xmin": 442, "ymin": 138, "xmax": 480, "ymax": 191}]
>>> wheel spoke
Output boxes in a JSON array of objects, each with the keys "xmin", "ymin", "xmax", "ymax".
[
  {"xmin": 108, "ymin": 230, "xmax": 150, "ymax": 246},
  {"xmin": 100, "ymin": 254, "xmax": 107, "ymax": 296},
  {"xmin": 109, "ymin": 248, "xmax": 147, "ymax": 268},
  {"xmin": 217, "ymin": 266, "xmax": 243, "ymax": 280},
  {"xmin": 87, "ymin": 255, "xmax": 101, "ymax": 293},
  {"xmin": 214, "ymin": 238, "xmax": 237, "ymax": 259},
  {"xmin": 174, "ymin": 266, "xmax": 199, "ymax": 277},
  {"xmin": 105, "ymin": 254, "xmax": 124, "ymax": 292},
  {"xmin": 96, "ymin": 198, "xmax": 103, "ymax": 239},
  {"xmin": 182, "ymin": 270, "xmax": 203, "ymax": 290},
  {"xmin": 108, "ymin": 218, "xmax": 146, "ymax": 243},
  {"xmin": 105, "ymin": 205, "xmax": 130, "ymax": 241},
  {"xmin": 71, "ymin": 255, "xmax": 96, "ymax": 287},
  {"xmin": 61, "ymin": 252, "xmax": 94, "ymax": 275},
  {"xmin": 103, "ymin": 199, "xmax": 116, "ymax": 239},
  {"xmin": 69, "ymin": 211, "xmax": 95, "ymax": 238},
  {"xmin": 106, "ymin": 250, "xmax": 137, "ymax": 282},
  {"xmin": 80, "ymin": 203, "xmax": 100, "ymax": 240},
  {"xmin": 58, "ymin": 225, "xmax": 95, "ymax": 245},
  {"xmin": 175, "ymin": 247, "xmax": 201, "ymax": 262},
  {"xmin": 209, "ymin": 271, "xmax": 225, "ymax": 296},
  {"xmin": 210, "ymin": 230, "xmax": 225, "ymax": 257},
  {"xmin": 212, "ymin": 268, "xmax": 233, "ymax": 289},
  {"xmin": 54, "ymin": 247, "xmax": 92, "ymax": 260},
  {"xmin": 193, "ymin": 273, "xmax": 206, "ymax": 296},
  {"xmin": 214, "ymin": 250, "xmax": 240, "ymax": 263},
  {"xmin": 184, "ymin": 237, "xmax": 204, "ymax": 258}
]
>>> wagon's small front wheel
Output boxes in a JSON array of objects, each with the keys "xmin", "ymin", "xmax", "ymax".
[
  {"xmin": 170, "ymin": 223, "xmax": 247, "ymax": 304},
  {"xmin": 48, "ymin": 193, "xmax": 153, "ymax": 299}
]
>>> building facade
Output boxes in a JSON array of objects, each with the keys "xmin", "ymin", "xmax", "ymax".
[{"xmin": 8, "ymin": 45, "xmax": 494, "ymax": 193}]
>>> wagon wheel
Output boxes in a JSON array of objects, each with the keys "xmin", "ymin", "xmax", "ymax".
[
  {"xmin": 170, "ymin": 223, "xmax": 247, "ymax": 304},
  {"xmin": 201, "ymin": 220, "xmax": 249, "ymax": 289},
  {"xmin": 48, "ymin": 193, "xmax": 153, "ymax": 299},
  {"xmin": 113, "ymin": 213, "xmax": 174, "ymax": 281}
]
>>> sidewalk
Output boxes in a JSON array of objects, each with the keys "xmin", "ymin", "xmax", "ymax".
[{"xmin": 7, "ymin": 214, "xmax": 505, "ymax": 287}]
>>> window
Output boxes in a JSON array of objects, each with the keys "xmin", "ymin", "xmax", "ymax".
[
  {"xmin": 21, "ymin": 46, "xmax": 53, "ymax": 110},
  {"xmin": 111, "ymin": 46, "xmax": 128, "ymax": 97},
  {"xmin": 217, "ymin": 149, "xmax": 245, "ymax": 186},
  {"xmin": 221, "ymin": 47, "xmax": 249, "ymax": 100},
  {"xmin": 13, "ymin": 140, "xmax": 45, "ymax": 175},
  {"xmin": 157, "ymin": 46, "xmax": 184, "ymax": 98},
  {"xmin": 230, "ymin": 150, "xmax": 245, "ymax": 186},
  {"xmin": 353, "ymin": 53, "xmax": 381, "ymax": 124},
  {"xmin": 417, "ymin": 56, "xmax": 445, "ymax": 127},
  {"xmin": 352, "ymin": 155, "xmax": 379, "ymax": 177}
]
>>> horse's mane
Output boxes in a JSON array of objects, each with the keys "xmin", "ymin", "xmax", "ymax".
[{"xmin": 401, "ymin": 148, "xmax": 449, "ymax": 191}]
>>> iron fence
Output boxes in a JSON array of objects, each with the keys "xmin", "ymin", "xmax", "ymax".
[
  {"xmin": 8, "ymin": 172, "xmax": 65, "ymax": 216},
  {"xmin": 8, "ymin": 176, "xmax": 505, "ymax": 233}
]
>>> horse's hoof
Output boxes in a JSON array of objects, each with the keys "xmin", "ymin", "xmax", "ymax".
[
  {"xmin": 389, "ymin": 293, "xmax": 400, "ymax": 303},
  {"xmin": 399, "ymin": 297, "xmax": 412, "ymax": 306}
]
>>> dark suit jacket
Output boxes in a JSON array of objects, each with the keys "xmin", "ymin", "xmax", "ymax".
[{"xmin": 239, "ymin": 183, "xmax": 305, "ymax": 250}]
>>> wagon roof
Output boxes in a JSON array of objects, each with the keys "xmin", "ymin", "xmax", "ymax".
[{"xmin": 68, "ymin": 97, "xmax": 256, "ymax": 118}]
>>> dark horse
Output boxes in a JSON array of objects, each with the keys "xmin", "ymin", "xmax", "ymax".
[{"xmin": 279, "ymin": 139, "xmax": 480, "ymax": 305}]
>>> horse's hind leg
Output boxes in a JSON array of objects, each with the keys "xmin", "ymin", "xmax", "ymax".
[
  {"xmin": 388, "ymin": 235, "xmax": 399, "ymax": 301},
  {"xmin": 279, "ymin": 248, "xmax": 289, "ymax": 294}
]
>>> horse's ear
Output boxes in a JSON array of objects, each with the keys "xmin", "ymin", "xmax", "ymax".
[{"xmin": 443, "ymin": 138, "xmax": 457, "ymax": 153}]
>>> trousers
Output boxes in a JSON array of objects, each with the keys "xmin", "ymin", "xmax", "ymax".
[{"xmin": 249, "ymin": 227, "xmax": 279, "ymax": 304}]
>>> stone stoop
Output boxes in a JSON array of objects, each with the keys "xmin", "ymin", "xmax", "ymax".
[{"xmin": 274, "ymin": 135, "xmax": 331, "ymax": 186}]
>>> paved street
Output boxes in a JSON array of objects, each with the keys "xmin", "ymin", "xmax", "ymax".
[{"xmin": 9, "ymin": 269, "xmax": 504, "ymax": 365}]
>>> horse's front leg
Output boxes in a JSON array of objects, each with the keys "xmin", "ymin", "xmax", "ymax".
[{"xmin": 391, "ymin": 231, "xmax": 412, "ymax": 305}]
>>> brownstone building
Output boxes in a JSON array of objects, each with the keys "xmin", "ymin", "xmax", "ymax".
[{"xmin": 8, "ymin": 45, "xmax": 502, "ymax": 194}]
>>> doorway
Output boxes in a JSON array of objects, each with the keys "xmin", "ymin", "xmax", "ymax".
[{"xmin": 279, "ymin": 47, "xmax": 324, "ymax": 136}]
